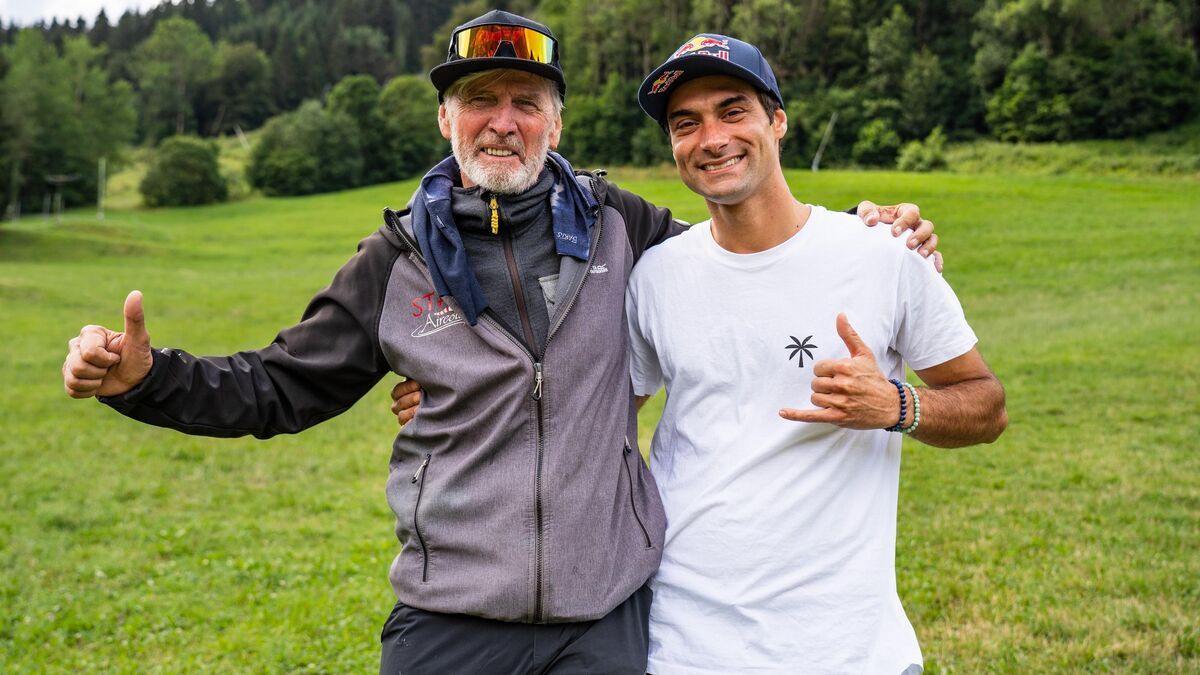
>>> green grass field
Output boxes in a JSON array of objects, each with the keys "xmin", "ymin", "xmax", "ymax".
[{"xmin": 2, "ymin": 169, "xmax": 1198, "ymax": 672}]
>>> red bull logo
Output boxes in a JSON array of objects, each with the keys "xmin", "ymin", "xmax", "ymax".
[
  {"xmin": 671, "ymin": 35, "xmax": 730, "ymax": 60},
  {"xmin": 648, "ymin": 70, "xmax": 684, "ymax": 95}
]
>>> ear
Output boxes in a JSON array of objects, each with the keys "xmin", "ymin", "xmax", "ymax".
[
  {"xmin": 548, "ymin": 110, "xmax": 563, "ymax": 150},
  {"xmin": 438, "ymin": 103, "xmax": 453, "ymax": 141},
  {"xmin": 773, "ymin": 108, "xmax": 788, "ymax": 141}
]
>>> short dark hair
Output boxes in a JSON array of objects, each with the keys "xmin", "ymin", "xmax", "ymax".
[
  {"xmin": 757, "ymin": 90, "xmax": 784, "ymax": 161},
  {"xmin": 757, "ymin": 90, "xmax": 781, "ymax": 121}
]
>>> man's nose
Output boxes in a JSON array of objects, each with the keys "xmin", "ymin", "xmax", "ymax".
[
  {"xmin": 699, "ymin": 122, "xmax": 729, "ymax": 154},
  {"xmin": 487, "ymin": 101, "xmax": 520, "ymax": 136}
]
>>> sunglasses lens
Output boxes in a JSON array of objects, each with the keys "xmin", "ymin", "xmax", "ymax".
[{"xmin": 454, "ymin": 25, "xmax": 555, "ymax": 63}]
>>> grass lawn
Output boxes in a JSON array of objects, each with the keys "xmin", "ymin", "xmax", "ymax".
[{"xmin": 1, "ymin": 170, "xmax": 1197, "ymax": 672}]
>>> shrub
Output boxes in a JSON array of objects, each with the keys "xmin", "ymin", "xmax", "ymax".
[
  {"xmin": 1100, "ymin": 28, "xmax": 1198, "ymax": 137},
  {"xmin": 139, "ymin": 135, "xmax": 228, "ymax": 207},
  {"xmin": 247, "ymin": 100, "xmax": 362, "ymax": 196},
  {"xmin": 986, "ymin": 45, "xmax": 1073, "ymax": 143},
  {"xmin": 378, "ymin": 75, "xmax": 446, "ymax": 179},
  {"xmin": 328, "ymin": 74, "xmax": 392, "ymax": 184},
  {"xmin": 851, "ymin": 118, "xmax": 901, "ymax": 166},
  {"xmin": 897, "ymin": 127, "xmax": 948, "ymax": 172}
]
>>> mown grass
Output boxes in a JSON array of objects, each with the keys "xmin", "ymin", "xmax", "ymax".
[{"xmin": 2, "ymin": 170, "xmax": 1197, "ymax": 672}]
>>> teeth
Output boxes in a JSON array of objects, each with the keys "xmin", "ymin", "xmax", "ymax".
[
  {"xmin": 483, "ymin": 148, "xmax": 515, "ymax": 157},
  {"xmin": 702, "ymin": 156, "xmax": 742, "ymax": 171}
]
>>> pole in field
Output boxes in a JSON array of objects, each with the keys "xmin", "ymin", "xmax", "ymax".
[
  {"xmin": 811, "ymin": 112, "xmax": 838, "ymax": 173},
  {"xmin": 97, "ymin": 157, "xmax": 107, "ymax": 220}
]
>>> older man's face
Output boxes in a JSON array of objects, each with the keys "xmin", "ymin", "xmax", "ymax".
[{"xmin": 439, "ymin": 70, "xmax": 562, "ymax": 194}]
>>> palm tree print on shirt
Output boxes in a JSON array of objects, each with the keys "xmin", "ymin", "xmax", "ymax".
[{"xmin": 785, "ymin": 335, "xmax": 818, "ymax": 367}]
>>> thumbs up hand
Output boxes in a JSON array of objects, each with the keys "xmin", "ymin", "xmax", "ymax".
[
  {"xmin": 779, "ymin": 313, "xmax": 902, "ymax": 430},
  {"xmin": 63, "ymin": 290, "xmax": 155, "ymax": 399}
]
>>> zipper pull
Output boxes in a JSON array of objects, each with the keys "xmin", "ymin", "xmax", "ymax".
[
  {"xmin": 532, "ymin": 362, "xmax": 543, "ymax": 400},
  {"xmin": 411, "ymin": 454, "xmax": 430, "ymax": 483},
  {"xmin": 624, "ymin": 436, "xmax": 632, "ymax": 454},
  {"xmin": 489, "ymin": 194, "xmax": 499, "ymax": 235}
]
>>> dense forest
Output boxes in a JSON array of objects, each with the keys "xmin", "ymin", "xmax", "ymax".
[{"xmin": 2, "ymin": 0, "xmax": 1197, "ymax": 212}]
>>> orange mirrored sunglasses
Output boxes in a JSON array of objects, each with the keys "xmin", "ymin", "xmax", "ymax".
[{"xmin": 452, "ymin": 24, "xmax": 556, "ymax": 64}]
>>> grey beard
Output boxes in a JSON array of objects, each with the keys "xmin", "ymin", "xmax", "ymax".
[
  {"xmin": 457, "ymin": 148, "xmax": 547, "ymax": 194},
  {"xmin": 453, "ymin": 129, "xmax": 549, "ymax": 194}
]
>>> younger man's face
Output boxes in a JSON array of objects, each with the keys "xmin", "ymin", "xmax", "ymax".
[{"xmin": 664, "ymin": 75, "xmax": 787, "ymax": 205}]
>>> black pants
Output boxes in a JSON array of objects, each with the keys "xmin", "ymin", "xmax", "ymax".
[{"xmin": 379, "ymin": 584, "xmax": 652, "ymax": 675}]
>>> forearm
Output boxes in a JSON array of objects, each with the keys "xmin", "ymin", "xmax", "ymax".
[
  {"xmin": 906, "ymin": 374, "xmax": 1007, "ymax": 448},
  {"xmin": 100, "ymin": 344, "xmax": 383, "ymax": 439}
]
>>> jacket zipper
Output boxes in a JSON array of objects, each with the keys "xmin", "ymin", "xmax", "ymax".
[
  {"xmin": 499, "ymin": 225, "xmax": 540, "ymax": 353},
  {"xmin": 481, "ymin": 190, "xmax": 604, "ymax": 622},
  {"xmin": 411, "ymin": 453, "xmax": 431, "ymax": 581},
  {"xmin": 623, "ymin": 437, "xmax": 653, "ymax": 548}
]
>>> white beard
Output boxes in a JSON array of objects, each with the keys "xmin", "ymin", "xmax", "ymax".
[{"xmin": 453, "ymin": 130, "xmax": 549, "ymax": 194}]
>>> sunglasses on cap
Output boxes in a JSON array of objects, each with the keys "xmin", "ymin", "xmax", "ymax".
[{"xmin": 451, "ymin": 24, "xmax": 557, "ymax": 64}]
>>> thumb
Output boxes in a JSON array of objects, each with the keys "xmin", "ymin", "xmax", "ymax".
[
  {"xmin": 122, "ymin": 290, "xmax": 150, "ymax": 349},
  {"xmin": 836, "ymin": 313, "xmax": 873, "ymax": 359}
]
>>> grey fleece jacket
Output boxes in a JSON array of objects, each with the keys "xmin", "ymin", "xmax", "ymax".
[{"xmin": 101, "ymin": 172, "xmax": 684, "ymax": 623}]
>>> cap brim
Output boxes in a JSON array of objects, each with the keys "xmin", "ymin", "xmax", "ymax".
[
  {"xmin": 638, "ymin": 55, "xmax": 781, "ymax": 127},
  {"xmin": 430, "ymin": 57, "xmax": 566, "ymax": 101}
]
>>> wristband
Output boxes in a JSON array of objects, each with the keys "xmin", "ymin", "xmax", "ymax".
[
  {"xmin": 886, "ymin": 378, "xmax": 906, "ymax": 432},
  {"xmin": 899, "ymin": 382, "xmax": 921, "ymax": 434}
]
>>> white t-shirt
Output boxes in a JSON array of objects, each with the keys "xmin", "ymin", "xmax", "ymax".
[{"xmin": 625, "ymin": 206, "xmax": 977, "ymax": 674}]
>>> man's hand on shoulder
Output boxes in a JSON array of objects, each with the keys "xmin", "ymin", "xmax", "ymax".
[{"xmin": 856, "ymin": 201, "xmax": 943, "ymax": 273}]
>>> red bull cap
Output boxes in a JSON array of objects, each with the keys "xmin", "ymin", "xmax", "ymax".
[{"xmin": 638, "ymin": 33, "xmax": 784, "ymax": 129}]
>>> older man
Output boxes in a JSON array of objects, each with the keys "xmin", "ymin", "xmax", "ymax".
[
  {"xmin": 63, "ymin": 10, "xmax": 939, "ymax": 674},
  {"xmin": 622, "ymin": 35, "xmax": 1008, "ymax": 673}
]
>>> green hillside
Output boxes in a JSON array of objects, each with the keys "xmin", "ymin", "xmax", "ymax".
[{"xmin": 2, "ymin": 170, "xmax": 1197, "ymax": 672}]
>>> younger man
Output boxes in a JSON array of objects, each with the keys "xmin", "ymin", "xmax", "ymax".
[{"xmin": 627, "ymin": 35, "xmax": 1007, "ymax": 673}]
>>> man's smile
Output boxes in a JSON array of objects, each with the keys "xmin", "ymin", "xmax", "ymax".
[
  {"xmin": 481, "ymin": 145, "xmax": 521, "ymax": 158},
  {"xmin": 699, "ymin": 154, "xmax": 744, "ymax": 172}
]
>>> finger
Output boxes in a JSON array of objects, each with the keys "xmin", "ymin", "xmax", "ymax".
[
  {"xmin": 856, "ymin": 200, "xmax": 880, "ymax": 226},
  {"xmin": 907, "ymin": 219, "xmax": 933, "ymax": 251},
  {"xmin": 810, "ymin": 392, "xmax": 845, "ymax": 409},
  {"xmin": 915, "ymin": 231, "xmax": 938, "ymax": 257},
  {"xmin": 779, "ymin": 407, "xmax": 843, "ymax": 424},
  {"xmin": 810, "ymin": 376, "xmax": 839, "ymax": 394},
  {"xmin": 77, "ymin": 326, "xmax": 120, "ymax": 367},
  {"xmin": 122, "ymin": 290, "xmax": 150, "ymax": 350},
  {"xmin": 933, "ymin": 250, "xmax": 944, "ymax": 273},
  {"xmin": 68, "ymin": 357, "xmax": 110, "ymax": 380},
  {"xmin": 811, "ymin": 359, "xmax": 846, "ymax": 378},
  {"xmin": 64, "ymin": 373, "xmax": 104, "ymax": 395},
  {"xmin": 390, "ymin": 378, "xmax": 421, "ymax": 402},
  {"xmin": 391, "ymin": 391, "xmax": 421, "ymax": 416},
  {"xmin": 836, "ymin": 313, "xmax": 873, "ymax": 359},
  {"xmin": 398, "ymin": 408, "xmax": 416, "ymax": 426},
  {"xmin": 65, "ymin": 383, "xmax": 100, "ymax": 399},
  {"xmin": 891, "ymin": 203, "xmax": 919, "ymax": 235}
]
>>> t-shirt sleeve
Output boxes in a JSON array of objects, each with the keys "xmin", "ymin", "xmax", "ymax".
[
  {"xmin": 891, "ymin": 246, "xmax": 978, "ymax": 371},
  {"xmin": 608, "ymin": 184, "xmax": 689, "ymax": 261},
  {"xmin": 625, "ymin": 272, "xmax": 664, "ymax": 396}
]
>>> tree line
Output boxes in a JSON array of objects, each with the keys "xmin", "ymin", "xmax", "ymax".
[{"xmin": 2, "ymin": 0, "xmax": 1197, "ymax": 213}]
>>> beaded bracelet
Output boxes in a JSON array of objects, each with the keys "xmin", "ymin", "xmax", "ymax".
[
  {"xmin": 886, "ymin": 378, "xmax": 907, "ymax": 432},
  {"xmin": 899, "ymin": 381, "xmax": 921, "ymax": 434}
]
